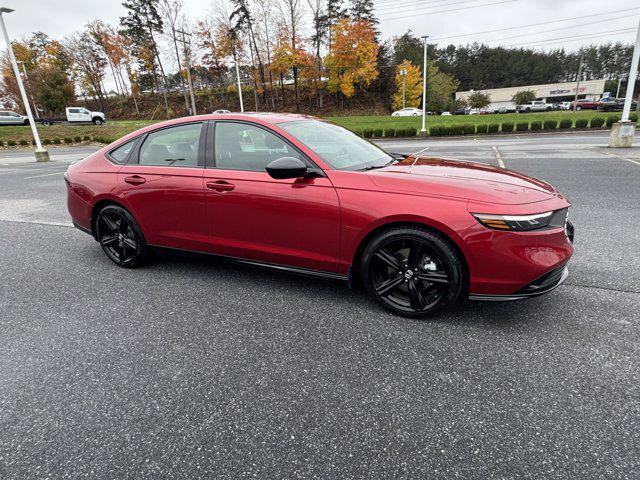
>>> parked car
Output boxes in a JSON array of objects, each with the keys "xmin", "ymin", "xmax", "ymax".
[
  {"xmin": 570, "ymin": 99, "xmax": 600, "ymax": 111},
  {"xmin": 452, "ymin": 108, "xmax": 466, "ymax": 115},
  {"xmin": 441, "ymin": 111, "xmax": 453, "ymax": 116},
  {"xmin": 560, "ymin": 102, "xmax": 573, "ymax": 110},
  {"xmin": 392, "ymin": 107, "xmax": 422, "ymax": 117},
  {"xmin": 213, "ymin": 109, "xmax": 231, "ymax": 114},
  {"xmin": 596, "ymin": 97, "xmax": 638, "ymax": 112},
  {"xmin": 516, "ymin": 101, "xmax": 552, "ymax": 113},
  {"xmin": 0, "ymin": 110, "xmax": 29, "ymax": 126},
  {"xmin": 65, "ymin": 113, "xmax": 574, "ymax": 318},
  {"xmin": 40, "ymin": 107, "xmax": 106, "ymax": 126}
]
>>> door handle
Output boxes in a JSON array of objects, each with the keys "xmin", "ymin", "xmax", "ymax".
[
  {"xmin": 206, "ymin": 180, "xmax": 235, "ymax": 192},
  {"xmin": 124, "ymin": 175, "xmax": 146, "ymax": 185}
]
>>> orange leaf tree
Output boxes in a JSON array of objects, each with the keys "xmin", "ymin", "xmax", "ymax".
[
  {"xmin": 391, "ymin": 59, "xmax": 422, "ymax": 111},
  {"xmin": 324, "ymin": 18, "xmax": 379, "ymax": 98}
]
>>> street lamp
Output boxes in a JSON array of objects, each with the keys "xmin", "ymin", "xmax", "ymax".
[
  {"xmin": 0, "ymin": 7, "xmax": 48, "ymax": 161},
  {"xmin": 420, "ymin": 35, "xmax": 429, "ymax": 137},
  {"xmin": 400, "ymin": 68, "xmax": 407, "ymax": 109},
  {"xmin": 234, "ymin": 59, "xmax": 244, "ymax": 113},
  {"xmin": 609, "ymin": 16, "xmax": 640, "ymax": 147}
]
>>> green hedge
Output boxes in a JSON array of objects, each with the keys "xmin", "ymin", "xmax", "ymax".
[
  {"xmin": 630, "ymin": 113, "xmax": 638, "ymax": 123},
  {"xmin": 430, "ymin": 125, "xmax": 448, "ymax": 136},
  {"xmin": 543, "ymin": 120, "xmax": 557, "ymax": 130},
  {"xmin": 575, "ymin": 119, "xmax": 588, "ymax": 128},
  {"xmin": 83, "ymin": 135, "xmax": 91, "ymax": 141},
  {"xmin": 43, "ymin": 138, "xmax": 51, "ymax": 145},
  {"xmin": 462, "ymin": 124, "xmax": 476, "ymax": 135},
  {"xmin": 559, "ymin": 119, "xmax": 573, "ymax": 129},
  {"xmin": 476, "ymin": 124, "xmax": 488, "ymax": 134},
  {"xmin": 487, "ymin": 123, "xmax": 499, "ymax": 133},
  {"xmin": 373, "ymin": 128, "xmax": 383, "ymax": 138},
  {"xmin": 363, "ymin": 128, "xmax": 373, "ymax": 138},
  {"xmin": 64, "ymin": 137, "xmax": 73, "ymax": 144},
  {"xmin": 449, "ymin": 124, "xmax": 464, "ymax": 135},
  {"xmin": 74, "ymin": 135, "xmax": 82, "ymax": 143},
  {"xmin": 590, "ymin": 117, "xmax": 605, "ymax": 128},
  {"xmin": 7, "ymin": 140, "xmax": 16, "ymax": 146},
  {"xmin": 402, "ymin": 127, "xmax": 417, "ymax": 137},
  {"xmin": 530, "ymin": 121, "xmax": 542, "ymax": 131},
  {"xmin": 384, "ymin": 128, "xmax": 396, "ymax": 138},
  {"xmin": 516, "ymin": 122, "xmax": 529, "ymax": 132},
  {"xmin": 52, "ymin": 138, "xmax": 61, "ymax": 144},
  {"xmin": 606, "ymin": 115, "xmax": 621, "ymax": 128},
  {"xmin": 501, "ymin": 122, "xmax": 514, "ymax": 132},
  {"xmin": 19, "ymin": 139, "xmax": 29, "ymax": 146}
]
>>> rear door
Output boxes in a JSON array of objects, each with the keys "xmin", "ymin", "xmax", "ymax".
[
  {"xmin": 203, "ymin": 120, "xmax": 341, "ymax": 273},
  {"xmin": 117, "ymin": 122, "xmax": 209, "ymax": 251}
]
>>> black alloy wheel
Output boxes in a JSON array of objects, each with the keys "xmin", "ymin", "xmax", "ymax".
[
  {"xmin": 95, "ymin": 205, "xmax": 149, "ymax": 268},
  {"xmin": 362, "ymin": 227, "xmax": 464, "ymax": 318}
]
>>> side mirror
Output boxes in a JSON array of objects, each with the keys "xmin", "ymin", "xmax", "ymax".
[{"xmin": 266, "ymin": 157, "xmax": 308, "ymax": 179}]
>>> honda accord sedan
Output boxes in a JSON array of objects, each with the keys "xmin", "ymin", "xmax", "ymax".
[{"xmin": 66, "ymin": 113, "xmax": 574, "ymax": 318}]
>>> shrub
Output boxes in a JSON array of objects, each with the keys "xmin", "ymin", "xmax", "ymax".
[
  {"xmin": 7, "ymin": 140, "xmax": 16, "ymax": 146},
  {"xmin": 19, "ymin": 139, "xmax": 28, "ymax": 146},
  {"xmin": 487, "ymin": 123, "xmax": 499, "ymax": 133},
  {"xmin": 74, "ymin": 136, "xmax": 82, "ymax": 143},
  {"xmin": 590, "ymin": 117, "xmax": 605, "ymax": 128},
  {"xmin": 559, "ymin": 119, "xmax": 573, "ymax": 129},
  {"xmin": 373, "ymin": 128, "xmax": 383, "ymax": 138},
  {"xmin": 630, "ymin": 113, "xmax": 638, "ymax": 123},
  {"xmin": 575, "ymin": 118, "xmax": 588, "ymax": 128},
  {"xmin": 64, "ymin": 137, "xmax": 73, "ymax": 144},
  {"xmin": 52, "ymin": 138, "xmax": 61, "ymax": 144},
  {"xmin": 384, "ymin": 128, "xmax": 396, "ymax": 138},
  {"xmin": 516, "ymin": 122, "xmax": 529, "ymax": 132},
  {"xmin": 430, "ymin": 125, "xmax": 447, "ymax": 136},
  {"xmin": 449, "ymin": 124, "xmax": 464, "ymax": 136},
  {"xmin": 462, "ymin": 124, "xmax": 476, "ymax": 135},
  {"xmin": 501, "ymin": 122, "xmax": 515, "ymax": 132},
  {"xmin": 43, "ymin": 138, "xmax": 51, "ymax": 145},
  {"xmin": 606, "ymin": 115, "xmax": 621, "ymax": 128},
  {"xmin": 476, "ymin": 124, "xmax": 488, "ymax": 134},
  {"xmin": 403, "ymin": 127, "xmax": 417, "ymax": 137},
  {"xmin": 530, "ymin": 121, "xmax": 542, "ymax": 131},
  {"xmin": 83, "ymin": 135, "xmax": 91, "ymax": 141},
  {"xmin": 363, "ymin": 128, "xmax": 373, "ymax": 138},
  {"xmin": 543, "ymin": 120, "xmax": 557, "ymax": 130}
]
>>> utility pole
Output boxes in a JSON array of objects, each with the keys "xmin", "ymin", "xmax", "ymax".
[
  {"xmin": 420, "ymin": 35, "xmax": 429, "ymax": 137},
  {"xmin": 609, "ymin": 15, "xmax": 640, "ymax": 147},
  {"xmin": 573, "ymin": 52, "xmax": 584, "ymax": 113},
  {"xmin": 400, "ymin": 68, "xmax": 407, "ymax": 109},
  {"xmin": 234, "ymin": 58, "xmax": 244, "ymax": 112},
  {"xmin": 16, "ymin": 60, "xmax": 38, "ymax": 119},
  {"xmin": 616, "ymin": 75, "xmax": 624, "ymax": 99},
  {"xmin": 176, "ymin": 28, "xmax": 197, "ymax": 116},
  {"xmin": 0, "ymin": 7, "xmax": 48, "ymax": 162}
]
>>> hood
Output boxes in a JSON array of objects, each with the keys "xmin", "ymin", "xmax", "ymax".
[
  {"xmin": 91, "ymin": 111, "xmax": 105, "ymax": 117},
  {"xmin": 367, "ymin": 156, "xmax": 564, "ymax": 205}
]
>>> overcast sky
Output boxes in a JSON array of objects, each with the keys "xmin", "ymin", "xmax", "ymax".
[{"xmin": 1, "ymin": 0, "xmax": 638, "ymax": 57}]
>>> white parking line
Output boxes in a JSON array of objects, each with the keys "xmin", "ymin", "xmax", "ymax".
[
  {"xmin": 0, "ymin": 218, "xmax": 73, "ymax": 228},
  {"xmin": 23, "ymin": 172, "xmax": 65, "ymax": 180},
  {"xmin": 492, "ymin": 146, "xmax": 505, "ymax": 168},
  {"xmin": 599, "ymin": 149, "xmax": 640, "ymax": 167}
]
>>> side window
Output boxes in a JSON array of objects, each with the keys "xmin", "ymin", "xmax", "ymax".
[
  {"xmin": 139, "ymin": 123, "xmax": 202, "ymax": 167},
  {"xmin": 214, "ymin": 122, "xmax": 301, "ymax": 172},
  {"xmin": 108, "ymin": 139, "xmax": 137, "ymax": 164},
  {"xmin": 68, "ymin": 108, "xmax": 80, "ymax": 113}
]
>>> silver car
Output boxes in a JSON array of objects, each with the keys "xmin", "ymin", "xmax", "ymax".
[{"xmin": 0, "ymin": 110, "xmax": 28, "ymax": 126}]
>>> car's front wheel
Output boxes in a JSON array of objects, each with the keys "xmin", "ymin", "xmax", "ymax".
[
  {"xmin": 361, "ymin": 227, "xmax": 464, "ymax": 318},
  {"xmin": 95, "ymin": 205, "xmax": 150, "ymax": 268}
]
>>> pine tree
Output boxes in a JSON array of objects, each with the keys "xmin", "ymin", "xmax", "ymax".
[{"xmin": 349, "ymin": 0, "xmax": 377, "ymax": 27}]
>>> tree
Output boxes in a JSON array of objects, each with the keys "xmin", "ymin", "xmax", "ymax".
[
  {"xmin": 277, "ymin": 0, "xmax": 306, "ymax": 111},
  {"xmin": 307, "ymin": 0, "xmax": 328, "ymax": 108},
  {"xmin": 158, "ymin": 0, "xmax": 191, "ymax": 114},
  {"xmin": 467, "ymin": 91, "xmax": 491, "ymax": 109},
  {"xmin": 391, "ymin": 60, "xmax": 421, "ymax": 110},
  {"xmin": 325, "ymin": 18, "xmax": 379, "ymax": 98},
  {"xmin": 512, "ymin": 89, "xmax": 537, "ymax": 106},
  {"xmin": 425, "ymin": 62, "xmax": 459, "ymax": 114},
  {"xmin": 66, "ymin": 30, "xmax": 108, "ymax": 111},
  {"xmin": 349, "ymin": 0, "xmax": 377, "ymax": 30}
]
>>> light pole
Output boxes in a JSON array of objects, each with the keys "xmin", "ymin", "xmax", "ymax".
[
  {"xmin": 420, "ymin": 35, "xmax": 429, "ymax": 137},
  {"xmin": 17, "ymin": 60, "xmax": 38, "ymax": 119},
  {"xmin": 609, "ymin": 16, "xmax": 640, "ymax": 147},
  {"xmin": 400, "ymin": 68, "xmax": 407, "ymax": 109},
  {"xmin": 573, "ymin": 52, "xmax": 584, "ymax": 114},
  {"xmin": 234, "ymin": 58, "xmax": 244, "ymax": 112},
  {"xmin": 0, "ymin": 7, "xmax": 48, "ymax": 161}
]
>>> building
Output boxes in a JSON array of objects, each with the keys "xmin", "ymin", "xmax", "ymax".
[{"xmin": 456, "ymin": 79, "xmax": 606, "ymax": 111}]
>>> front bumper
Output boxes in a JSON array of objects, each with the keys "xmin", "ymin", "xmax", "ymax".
[{"xmin": 469, "ymin": 265, "xmax": 569, "ymax": 301}]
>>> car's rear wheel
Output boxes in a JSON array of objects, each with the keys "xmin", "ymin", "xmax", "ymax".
[
  {"xmin": 361, "ymin": 227, "xmax": 464, "ymax": 318},
  {"xmin": 93, "ymin": 118, "xmax": 104, "ymax": 125},
  {"xmin": 575, "ymin": 105, "xmax": 582, "ymax": 111},
  {"xmin": 95, "ymin": 205, "xmax": 149, "ymax": 268}
]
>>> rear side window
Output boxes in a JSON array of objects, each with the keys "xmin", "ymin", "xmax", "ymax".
[
  {"xmin": 108, "ymin": 139, "xmax": 137, "ymax": 164},
  {"xmin": 139, "ymin": 123, "xmax": 202, "ymax": 167}
]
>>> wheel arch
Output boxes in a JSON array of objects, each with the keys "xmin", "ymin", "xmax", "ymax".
[
  {"xmin": 349, "ymin": 218, "xmax": 470, "ymax": 290},
  {"xmin": 90, "ymin": 197, "xmax": 144, "ymax": 240}
]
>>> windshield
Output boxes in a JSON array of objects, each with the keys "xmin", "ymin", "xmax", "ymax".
[{"xmin": 279, "ymin": 120, "xmax": 393, "ymax": 171}]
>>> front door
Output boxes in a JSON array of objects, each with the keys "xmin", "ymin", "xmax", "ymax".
[
  {"xmin": 204, "ymin": 121, "xmax": 341, "ymax": 273},
  {"xmin": 117, "ymin": 122, "xmax": 208, "ymax": 252}
]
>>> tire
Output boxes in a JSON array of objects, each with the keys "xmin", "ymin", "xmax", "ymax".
[
  {"xmin": 575, "ymin": 106, "xmax": 582, "ymax": 111},
  {"xmin": 361, "ymin": 227, "xmax": 465, "ymax": 318},
  {"xmin": 93, "ymin": 117, "xmax": 104, "ymax": 125},
  {"xmin": 42, "ymin": 120, "xmax": 52, "ymax": 127},
  {"xmin": 95, "ymin": 205, "xmax": 150, "ymax": 268}
]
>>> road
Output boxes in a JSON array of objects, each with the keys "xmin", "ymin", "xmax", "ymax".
[{"xmin": 1, "ymin": 132, "xmax": 639, "ymax": 479}]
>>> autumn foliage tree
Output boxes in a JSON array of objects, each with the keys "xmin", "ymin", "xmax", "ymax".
[
  {"xmin": 391, "ymin": 60, "xmax": 422, "ymax": 110},
  {"xmin": 325, "ymin": 18, "xmax": 379, "ymax": 98}
]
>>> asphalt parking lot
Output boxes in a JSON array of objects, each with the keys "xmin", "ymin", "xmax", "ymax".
[{"xmin": 1, "ymin": 131, "xmax": 639, "ymax": 479}]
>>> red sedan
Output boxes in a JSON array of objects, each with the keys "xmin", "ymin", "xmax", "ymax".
[{"xmin": 66, "ymin": 113, "xmax": 574, "ymax": 318}]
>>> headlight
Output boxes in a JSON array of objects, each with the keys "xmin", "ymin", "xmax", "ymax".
[{"xmin": 472, "ymin": 208, "xmax": 568, "ymax": 232}]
